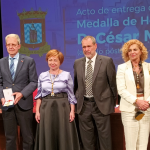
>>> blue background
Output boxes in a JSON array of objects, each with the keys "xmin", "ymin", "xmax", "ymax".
[{"xmin": 1, "ymin": 0, "xmax": 150, "ymax": 77}]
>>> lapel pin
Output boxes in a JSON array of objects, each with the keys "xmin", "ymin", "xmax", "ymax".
[{"xmin": 21, "ymin": 60, "xmax": 23, "ymax": 62}]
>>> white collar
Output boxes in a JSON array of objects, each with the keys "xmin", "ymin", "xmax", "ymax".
[{"xmin": 86, "ymin": 53, "xmax": 97, "ymax": 63}]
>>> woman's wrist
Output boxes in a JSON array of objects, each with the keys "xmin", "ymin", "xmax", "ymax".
[
  {"xmin": 70, "ymin": 110, "xmax": 75, "ymax": 113},
  {"xmin": 36, "ymin": 110, "xmax": 40, "ymax": 113},
  {"xmin": 134, "ymin": 99, "xmax": 138, "ymax": 105},
  {"xmin": 70, "ymin": 104, "xmax": 75, "ymax": 113}
]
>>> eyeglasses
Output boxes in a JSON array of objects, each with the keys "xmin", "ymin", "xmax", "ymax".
[{"xmin": 6, "ymin": 44, "xmax": 19, "ymax": 48}]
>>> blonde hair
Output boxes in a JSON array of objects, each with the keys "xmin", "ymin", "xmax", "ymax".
[
  {"xmin": 81, "ymin": 36, "xmax": 96, "ymax": 45},
  {"xmin": 121, "ymin": 39, "xmax": 148, "ymax": 62},
  {"xmin": 5, "ymin": 34, "xmax": 21, "ymax": 44},
  {"xmin": 46, "ymin": 49, "xmax": 64, "ymax": 65}
]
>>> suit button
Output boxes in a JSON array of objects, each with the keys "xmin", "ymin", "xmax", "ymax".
[{"xmin": 12, "ymin": 84, "xmax": 14, "ymax": 86}]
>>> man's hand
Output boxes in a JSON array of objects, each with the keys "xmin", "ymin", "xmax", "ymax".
[
  {"xmin": 12, "ymin": 92, "xmax": 23, "ymax": 105},
  {"xmin": 1, "ymin": 98, "xmax": 5, "ymax": 105}
]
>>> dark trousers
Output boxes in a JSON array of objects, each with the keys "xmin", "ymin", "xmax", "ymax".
[
  {"xmin": 2, "ymin": 104, "xmax": 34, "ymax": 150},
  {"xmin": 78, "ymin": 101, "xmax": 112, "ymax": 150}
]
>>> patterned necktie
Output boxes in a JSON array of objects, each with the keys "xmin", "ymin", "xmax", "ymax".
[
  {"xmin": 85, "ymin": 59, "xmax": 93, "ymax": 96},
  {"xmin": 10, "ymin": 57, "xmax": 15, "ymax": 80}
]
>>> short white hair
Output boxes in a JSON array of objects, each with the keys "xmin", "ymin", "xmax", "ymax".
[
  {"xmin": 81, "ymin": 35, "xmax": 96, "ymax": 45},
  {"xmin": 5, "ymin": 34, "xmax": 21, "ymax": 44}
]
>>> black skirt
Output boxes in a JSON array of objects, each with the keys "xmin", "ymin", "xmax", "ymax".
[{"xmin": 34, "ymin": 94, "xmax": 80, "ymax": 150}]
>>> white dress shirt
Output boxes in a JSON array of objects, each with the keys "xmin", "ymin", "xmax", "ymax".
[
  {"xmin": 9, "ymin": 53, "xmax": 19, "ymax": 75},
  {"xmin": 84, "ymin": 53, "xmax": 97, "ymax": 97},
  {"xmin": 85, "ymin": 53, "xmax": 97, "ymax": 76}
]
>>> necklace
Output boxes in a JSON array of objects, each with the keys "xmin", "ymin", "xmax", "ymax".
[
  {"xmin": 136, "ymin": 73, "xmax": 140, "ymax": 89},
  {"xmin": 134, "ymin": 64, "xmax": 138, "ymax": 67},
  {"xmin": 49, "ymin": 69, "xmax": 59, "ymax": 96},
  {"xmin": 132, "ymin": 64, "xmax": 141, "ymax": 89}
]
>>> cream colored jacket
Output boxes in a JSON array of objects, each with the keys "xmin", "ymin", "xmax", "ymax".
[{"xmin": 117, "ymin": 60, "xmax": 150, "ymax": 112}]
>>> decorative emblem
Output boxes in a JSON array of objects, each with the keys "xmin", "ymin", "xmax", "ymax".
[{"xmin": 17, "ymin": 8, "xmax": 50, "ymax": 57}]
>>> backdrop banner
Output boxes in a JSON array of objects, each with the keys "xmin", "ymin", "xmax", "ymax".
[{"xmin": 1, "ymin": 0, "xmax": 150, "ymax": 77}]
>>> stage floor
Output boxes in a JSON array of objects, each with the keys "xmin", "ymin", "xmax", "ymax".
[{"xmin": 0, "ymin": 107, "xmax": 150, "ymax": 150}]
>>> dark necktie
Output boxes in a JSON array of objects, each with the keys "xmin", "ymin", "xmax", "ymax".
[
  {"xmin": 85, "ymin": 59, "xmax": 93, "ymax": 96},
  {"xmin": 10, "ymin": 57, "xmax": 15, "ymax": 80}
]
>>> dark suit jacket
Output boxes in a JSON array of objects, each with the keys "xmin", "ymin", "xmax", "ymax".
[
  {"xmin": 74, "ymin": 54, "xmax": 117, "ymax": 115},
  {"xmin": 0, "ymin": 54, "xmax": 38, "ymax": 110}
]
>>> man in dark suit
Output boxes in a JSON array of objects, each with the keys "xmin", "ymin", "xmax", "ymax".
[
  {"xmin": 0, "ymin": 34, "xmax": 38, "ymax": 150},
  {"xmin": 74, "ymin": 36, "xmax": 117, "ymax": 150}
]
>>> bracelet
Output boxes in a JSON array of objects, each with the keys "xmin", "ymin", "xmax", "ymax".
[{"xmin": 134, "ymin": 99, "xmax": 137, "ymax": 105}]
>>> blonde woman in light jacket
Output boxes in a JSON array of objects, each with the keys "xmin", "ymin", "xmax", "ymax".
[{"xmin": 117, "ymin": 39, "xmax": 150, "ymax": 150}]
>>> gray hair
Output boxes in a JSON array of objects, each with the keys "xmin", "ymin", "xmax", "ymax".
[
  {"xmin": 5, "ymin": 34, "xmax": 21, "ymax": 44},
  {"xmin": 81, "ymin": 35, "xmax": 96, "ymax": 45}
]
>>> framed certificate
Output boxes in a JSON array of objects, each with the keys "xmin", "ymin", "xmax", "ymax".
[{"xmin": 2, "ymin": 88, "xmax": 14, "ymax": 109}]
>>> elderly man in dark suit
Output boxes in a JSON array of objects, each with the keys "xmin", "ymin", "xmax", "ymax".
[
  {"xmin": 0, "ymin": 34, "xmax": 38, "ymax": 150},
  {"xmin": 74, "ymin": 36, "xmax": 117, "ymax": 150}
]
